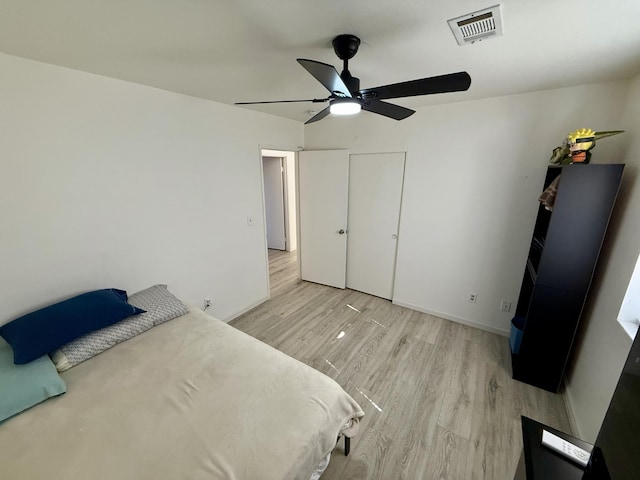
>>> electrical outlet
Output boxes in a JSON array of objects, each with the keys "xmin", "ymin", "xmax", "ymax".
[
  {"xmin": 468, "ymin": 292, "xmax": 477, "ymax": 303},
  {"xmin": 500, "ymin": 300, "xmax": 511, "ymax": 313}
]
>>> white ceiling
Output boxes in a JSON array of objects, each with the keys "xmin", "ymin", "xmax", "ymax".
[{"xmin": 1, "ymin": 0, "xmax": 639, "ymax": 123}]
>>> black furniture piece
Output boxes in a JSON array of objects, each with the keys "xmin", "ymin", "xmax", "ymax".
[
  {"xmin": 514, "ymin": 416, "xmax": 593, "ymax": 480},
  {"xmin": 511, "ymin": 164, "xmax": 624, "ymax": 392},
  {"xmin": 517, "ymin": 329, "xmax": 640, "ymax": 480},
  {"xmin": 582, "ymin": 318, "xmax": 640, "ymax": 480}
]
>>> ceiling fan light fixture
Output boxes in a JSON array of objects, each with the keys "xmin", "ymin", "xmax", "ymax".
[{"xmin": 330, "ymin": 98, "xmax": 361, "ymax": 116}]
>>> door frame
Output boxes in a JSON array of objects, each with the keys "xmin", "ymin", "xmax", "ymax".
[
  {"xmin": 262, "ymin": 156, "xmax": 287, "ymax": 250},
  {"xmin": 259, "ymin": 145, "xmax": 301, "ymax": 298},
  {"xmin": 281, "ymin": 156, "xmax": 292, "ymax": 252}
]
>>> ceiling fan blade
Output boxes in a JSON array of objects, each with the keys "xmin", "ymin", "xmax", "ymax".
[
  {"xmin": 304, "ymin": 107, "xmax": 331, "ymax": 125},
  {"xmin": 297, "ymin": 59, "xmax": 352, "ymax": 98},
  {"xmin": 235, "ymin": 98, "xmax": 328, "ymax": 105},
  {"xmin": 362, "ymin": 100, "xmax": 415, "ymax": 120},
  {"xmin": 359, "ymin": 71, "xmax": 471, "ymax": 100}
]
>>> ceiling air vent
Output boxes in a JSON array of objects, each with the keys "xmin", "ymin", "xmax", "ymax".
[{"xmin": 448, "ymin": 4, "xmax": 503, "ymax": 46}]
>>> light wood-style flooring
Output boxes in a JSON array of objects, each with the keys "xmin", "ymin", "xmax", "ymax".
[{"xmin": 231, "ymin": 249, "xmax": 571, "ymax": 480}]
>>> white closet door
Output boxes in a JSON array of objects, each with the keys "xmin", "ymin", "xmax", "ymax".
[
  {"xmin": 347, "ymin": 152, "xmax": 405, "ymax": 299},
  {"xmin": 263, "ymin": 156, "xmax": 286, "ymax": 250},
  {"xmin": 298, "ymin": 150, "xmax": 349, "ymax": 289}
]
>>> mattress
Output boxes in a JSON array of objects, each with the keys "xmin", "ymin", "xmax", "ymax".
[{"xmin": 0, "ymin": 309, "xmax": 363, "ymax": 479}]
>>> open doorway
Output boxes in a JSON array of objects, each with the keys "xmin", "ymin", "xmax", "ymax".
[{"xmin": 261, "ymin": 149, "xmax": 299, "ymax": 296}]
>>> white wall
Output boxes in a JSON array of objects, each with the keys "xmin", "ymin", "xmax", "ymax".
[
  {"xmin": 0, "ymin": 53, "xmax": 303, "ymax": 324},
  {"xmin": 305, "ymin": 81, "xmax": 628, "ymax": 335},
  {"xmin": 565, "ymin": 73, "xmax": 640, "ymax": 441}
]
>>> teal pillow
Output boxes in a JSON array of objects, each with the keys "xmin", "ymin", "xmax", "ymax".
[{"xmin": 0, "ymin": 337, "xmax": 66, "ymax": 422}]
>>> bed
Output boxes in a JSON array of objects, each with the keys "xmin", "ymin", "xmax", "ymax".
[{"xmin": 0, "ymin": 307, "xmax": 364, "ymax": 479}]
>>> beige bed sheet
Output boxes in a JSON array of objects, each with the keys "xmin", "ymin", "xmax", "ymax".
[{"xmin": 0, "ymin": 309, "xmax": 364, "ymax": 480}]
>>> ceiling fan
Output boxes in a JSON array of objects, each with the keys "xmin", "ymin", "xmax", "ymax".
[{"xmin": 236, "ymin": 34, "xmax": 471, "ymax": 124}]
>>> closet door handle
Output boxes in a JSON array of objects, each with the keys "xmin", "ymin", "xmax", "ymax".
[
  {"xmin": 392, "ymin": 234, "xmax": 398, "ymax": 239},
  {"xmin": 338, "ymin": 229, "xmax": 345, "ymax": 235}
]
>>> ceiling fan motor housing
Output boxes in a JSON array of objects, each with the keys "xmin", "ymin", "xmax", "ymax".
[
  {"xmin": 332, "ymin": 34, "xmax": 360, "ymax": 60},
  {"xmin": 333, "ymin": 34, "xmax": 361, "ymax": 94}
]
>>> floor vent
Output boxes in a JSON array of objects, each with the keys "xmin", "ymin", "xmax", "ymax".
[{"xmin": 448, "ymin": 4, "xmax": 503, "ymax": 46}]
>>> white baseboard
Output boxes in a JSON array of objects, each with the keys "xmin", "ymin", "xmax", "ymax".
[
  {"xmin": 225, "ymin": 296, "xmax": 510, "ymax": 335},
  {"xmin": 392, "ymin": 299, "xmax": 510, "ymax": 337},
  {"xmin": 562, "ymin": 388, "xmax": 583, "ymax": 438},
  {"xmin": 222, "ymin": 295, "xmax": 270, "ymax": 323}
]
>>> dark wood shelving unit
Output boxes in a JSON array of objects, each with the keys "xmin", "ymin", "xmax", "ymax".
[
  {"xmin": 514, "ymin": 416, "xmax": 593, "ymax": 479},
  {"xmin": 511, "ymin": 163, "xmax": 624, "ymax": 393}
]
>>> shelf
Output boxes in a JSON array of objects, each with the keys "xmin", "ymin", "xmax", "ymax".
[
  {"xmin": 513, "ymin": 165, "xmax": 625, "ymax": 393},
  {"xmin": 532, "ymin": 236, "xmax": 545, "ymax": 250},
  {"xmin": 528, "ymin": 238, "xmax": 543, "ymax": 272},
  {"xmin": 526, "ymin": 259, "xmax": 537, "ymax": 283}
]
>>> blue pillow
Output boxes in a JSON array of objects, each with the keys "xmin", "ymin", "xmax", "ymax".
[
  {"xmin": 0, "ymin": 337, "xmax": 66, "ymax": 422},
  {"xmin": 0, "ymin": 289, "xmax": 145, "ymax": 365}
]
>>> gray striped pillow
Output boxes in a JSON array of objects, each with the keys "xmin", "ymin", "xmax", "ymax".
[
  {"xmin": 51, "ymin": 285, "xmax": 188, "ymax": 372},
  {"xmin": 127, "ymin": 284, "xmax": 189, "ymax": 327}
]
